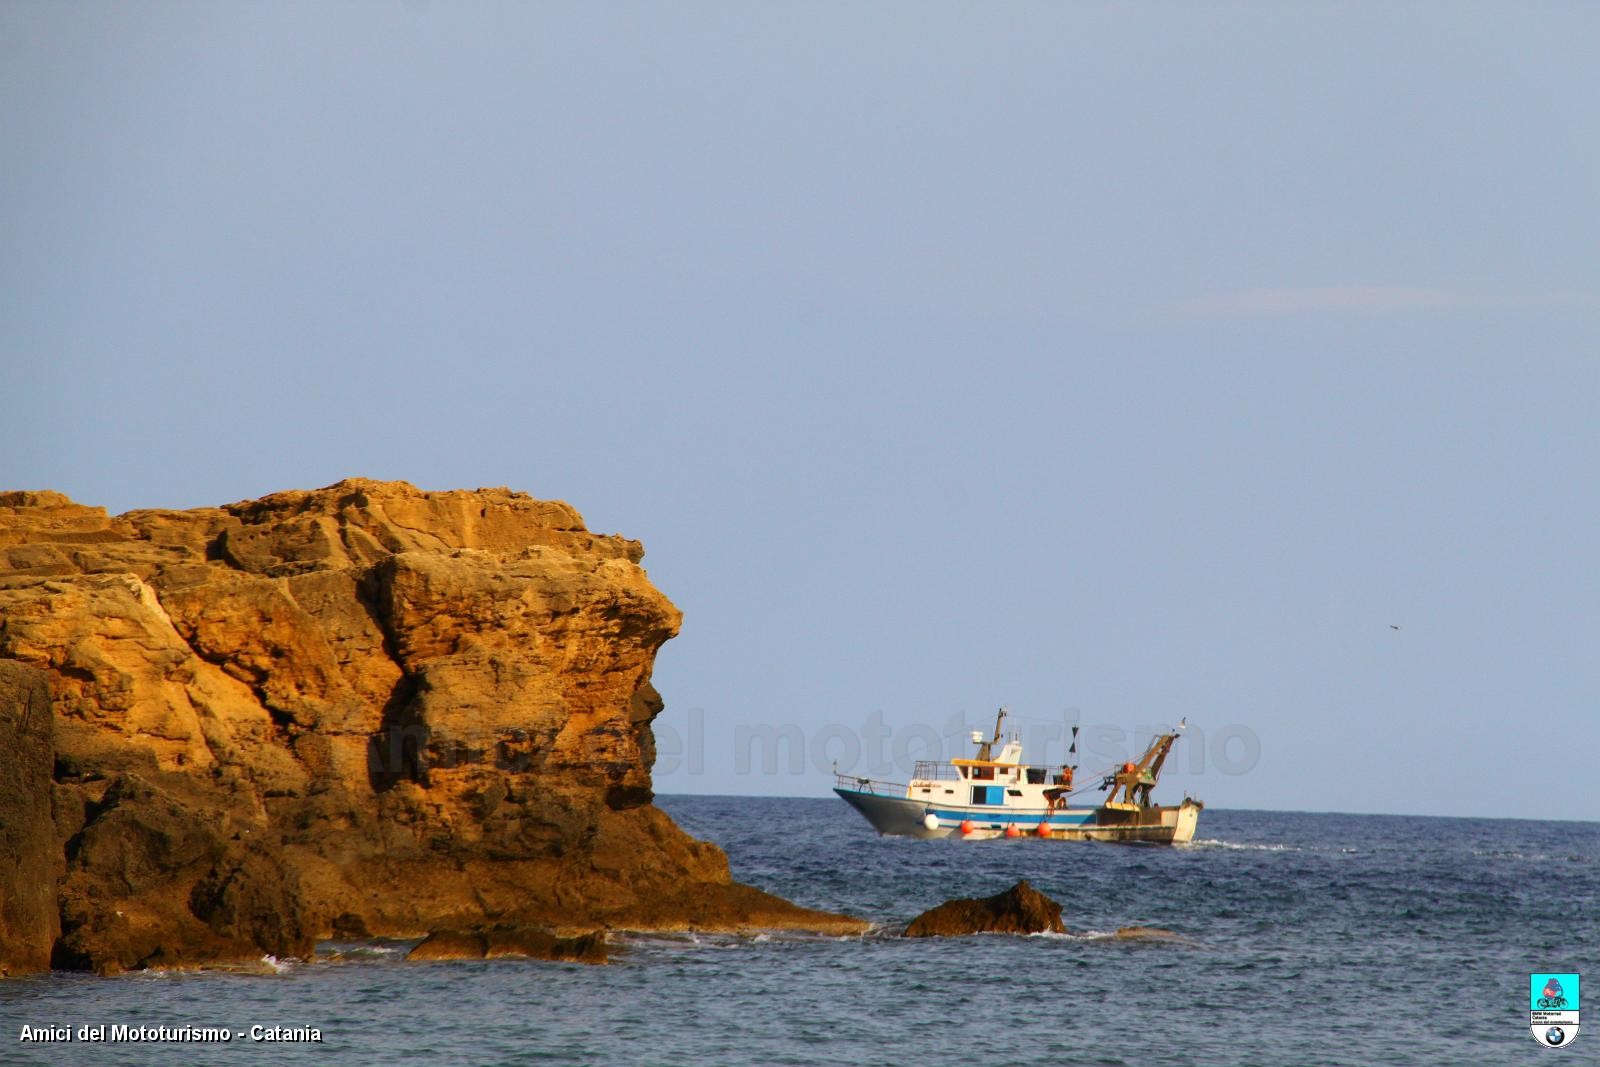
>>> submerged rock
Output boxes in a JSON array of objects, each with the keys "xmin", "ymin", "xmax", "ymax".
[
  {"xmin": 0, "ymin": 480, "xmax": 864, "ymax": 974},
  {"xmin": 904, "ymin": 880, "xmax": 1066, "ymax": 937},
  {"xmin": 1112, "ymin": 926, "xmax": 1185, "ymax": 942},
  {"xmin": 407, "ymin": 926, "xmax": 608, "ymax": 965}
]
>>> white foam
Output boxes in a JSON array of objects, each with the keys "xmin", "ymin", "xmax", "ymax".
[
  {"xmin": 1180, "ymin": 838, "xmax": 1299, "ymax": 852},
  {"xmin": 1025, "ymin": 929, "xmax": 1112, "ymax": 941}
]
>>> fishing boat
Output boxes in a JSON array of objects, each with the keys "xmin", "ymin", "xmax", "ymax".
[{"xmin": 833, "ymin": 709, "xmax": 1202, "ymax": 842}]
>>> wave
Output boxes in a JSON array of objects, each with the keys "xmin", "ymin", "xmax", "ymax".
[
  {"xmin": 1180, "ymin": 838, "xmax": 1301, "ymax": 852},
  {"xmin": 1026, "ymin": 929, "xmax": 1116, "ymax": 941},
  {"xmin": 316, "ymin": 940, "xmax": 416, "ymax": 963}
]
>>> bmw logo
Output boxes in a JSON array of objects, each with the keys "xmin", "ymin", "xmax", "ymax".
[{"xmin": 1545, "ymin": 1026, "xmax": 1566, "ymax": 1046}]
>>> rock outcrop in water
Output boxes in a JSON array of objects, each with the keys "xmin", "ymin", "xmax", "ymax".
[
  {"xmin": 902, "ymin": 881, "xmax": 1190, "ymax": 943},
  {"xmin": 903, "ymin": 880, "xmax": 1066, "ymax": 937},
  {"xmin": 0, "ymin": 481, "xmax": 862, "ymax": 974}
]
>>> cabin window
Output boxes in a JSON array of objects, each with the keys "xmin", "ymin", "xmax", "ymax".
[
  {"xmin": 1007, "ymin": 789, "xmax": 1022, "ymax": 797},
  {"xmin": 1025, "ymin": 768, "xmax": 1045, "ymax": 784},
  {"xmin": 971, "ymin": 786, "xmax": 1002, "ymax": 805}
]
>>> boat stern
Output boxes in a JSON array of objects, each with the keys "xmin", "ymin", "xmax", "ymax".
[{"xmin": 1171, "ymin": 796, "xmax": 1204, "ymax": 844}]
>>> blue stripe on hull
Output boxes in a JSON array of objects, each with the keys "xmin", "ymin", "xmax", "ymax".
[
  {"xmin": 833, "ymin": 785, "xmax": 1197, "ymax": 842},
  {"xmin": 926, "ymin": 808, "xmax": 1093, "ymax": 826}
]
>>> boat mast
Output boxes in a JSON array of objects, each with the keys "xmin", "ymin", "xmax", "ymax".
[{"xmin": 974, "ymin": 707, "xmax": 1006, "ymax": 762}]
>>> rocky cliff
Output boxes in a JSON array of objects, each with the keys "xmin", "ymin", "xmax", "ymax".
[
  {"xmin": 0, "ymin": 661, "xmax": 59, "ymax": 975},
  {"xmin": 0, "ymin": 480, "xmax": 860, "ymax": 974}
]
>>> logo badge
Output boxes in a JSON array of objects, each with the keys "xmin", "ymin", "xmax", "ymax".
[{"xmin": 1531, "ymin": 973, "xmax": 1580, "ymax": 1048}]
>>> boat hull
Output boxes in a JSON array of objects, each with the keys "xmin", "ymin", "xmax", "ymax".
[{"xmin": 834, "ymin": 786, "xmax": 1202, "ymax": 843}]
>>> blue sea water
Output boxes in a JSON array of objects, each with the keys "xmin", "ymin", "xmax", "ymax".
[{"xmin": 3, "ymin": 798, "xmax": 1596, "ymax": 1065}]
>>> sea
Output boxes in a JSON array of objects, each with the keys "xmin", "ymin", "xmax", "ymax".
[{"xmin": 3, "ymin": 798, "xmax": 1596, "ymax": 1066}]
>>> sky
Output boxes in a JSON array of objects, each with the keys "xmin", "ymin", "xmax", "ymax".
[{"xmin": 3, "ymin": 3, "xmax": 1596, "ymax": 819}]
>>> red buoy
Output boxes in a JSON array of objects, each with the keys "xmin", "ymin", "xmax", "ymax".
[
  {"xmin": 1035, "ymin": 822, "xmax": 1051, "ymax": 838},
  {"xmin": 1004, "ymin": 824, "xmax": 1021, "ymax": 838},
  {"xmin": 959, "ymin": 819, "xmax": 975, "ymax": 836}
]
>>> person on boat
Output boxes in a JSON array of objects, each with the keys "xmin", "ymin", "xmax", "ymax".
[{"xmin": 1054, "ymin": 765, "xmax": 1074, "ymax": 789}]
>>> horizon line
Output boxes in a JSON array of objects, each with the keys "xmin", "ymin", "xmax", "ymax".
[{"xmin": 652, "ymin": 791, "xmax": 1599, "ymax": 827}]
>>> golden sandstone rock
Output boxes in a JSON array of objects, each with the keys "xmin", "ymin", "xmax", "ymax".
[{"xmin": 0, "ymin": 480, "xmax": 861, "ymax": 974}]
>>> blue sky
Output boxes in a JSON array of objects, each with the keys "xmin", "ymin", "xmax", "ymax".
[{"xmin": 3, "ymin": 3, "xmax": 1596, "ymax": 818}]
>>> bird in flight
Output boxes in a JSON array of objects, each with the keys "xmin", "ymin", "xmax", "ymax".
[{"xmin": 1390, "ymin": 624, "xmax": 1402, "ymax": 630}]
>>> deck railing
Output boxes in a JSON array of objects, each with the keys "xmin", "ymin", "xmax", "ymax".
[
  {"xmin": 911, "ymin": 761, "xmax": 963, "ymax": 781},
  {"xmin": 833, "ymin": 773, "xmax": 906, "ymax": 796}
]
